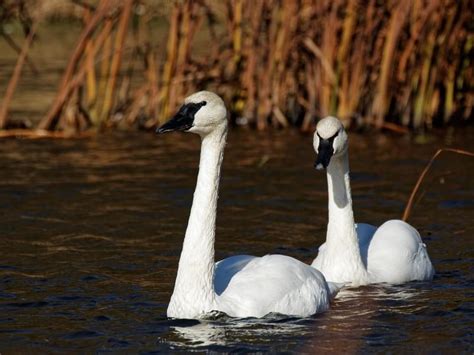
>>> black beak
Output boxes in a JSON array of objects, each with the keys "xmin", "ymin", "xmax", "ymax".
[
  {"xmin": 156, "ymin": 101, "xmax": 207, "ymax": 134},
  {"xmin": 314, "ymin": 133, "xmax": 336, "ymax": 170}
]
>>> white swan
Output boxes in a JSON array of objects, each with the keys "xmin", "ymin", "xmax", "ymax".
[
  {"xmin": 311, "ymin": 116, "xmax": 435, "ymax": 286},
  {"xmin": 157, "ymin": 91, "xmax": 339, "ymax": 319}
]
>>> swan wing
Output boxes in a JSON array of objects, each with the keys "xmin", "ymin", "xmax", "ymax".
[
  {"xmin": 217, "ymin": 254, "xmax": 332, "ymax": 318},
  {"xmin": 214, "ymin": 255, "xmax": 256, "ymax": 295},
  {"xmin": 367, "ymin": 219, "xmax": 435, "ymax": 283},
  {"xmin": 355, "ymin": 223, "xmax": 377, "ymax": 267},
  {"xmin": 355, "ymin": 223, "xmax": 377, "ymax": 246}
]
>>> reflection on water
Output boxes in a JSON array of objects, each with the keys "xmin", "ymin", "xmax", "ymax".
[
  {"xmin": 0, "ymin": 129, "xmax": 473, "ymax": 352},
  {"xmin": 166, "ymin": 316, "xmax": 310, "ymax": 351}
]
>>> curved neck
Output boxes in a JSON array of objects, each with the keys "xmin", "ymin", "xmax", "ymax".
[
  {"xmin": 170, "ymin": 125, "xmax": 227, "ymax": 315},
  {"xmin": 322, "ymin": 150, "xmax": 368, "ymax": 282}
]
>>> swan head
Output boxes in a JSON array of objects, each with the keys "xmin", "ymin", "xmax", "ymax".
[
  {"xmin": 157, "ymin": 91, "xmax": 227, "ymax": 137},
  {"xmin": 313, "ymin": 116, "xmax": 348, "ymax": 170}
]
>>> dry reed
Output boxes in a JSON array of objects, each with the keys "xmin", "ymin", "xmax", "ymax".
[
  {"xmin": 0, "ymin": 0, "xmax": 472, "ymax": 133},
  {"xmin": 0, "ymin": 21, "xmax": 37, "ymax": 129}
]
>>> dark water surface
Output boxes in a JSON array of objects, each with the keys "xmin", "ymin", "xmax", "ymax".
[{"xmin": 0, "ymin": 129, "xmax": 473, "ymax": 353}]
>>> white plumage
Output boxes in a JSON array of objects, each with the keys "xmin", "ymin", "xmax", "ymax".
[
  {"xmin": 159, "ymin": 92, "xmax": 338, "ymax": 319},
  {"xmin": 216, "ymin": 254, "xmax": 334, "ymax": 318},
  {"xmin": 311, "ymin": 116, "xmax": 435, "ymax": 286}
]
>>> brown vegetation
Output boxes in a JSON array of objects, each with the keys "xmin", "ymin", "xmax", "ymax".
[{"xmin": 0, "ymin": 0, "xmax": 473, "ymax": 135}]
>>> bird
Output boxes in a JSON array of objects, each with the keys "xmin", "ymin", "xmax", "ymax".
[
  {"xmin": 157, "ymin": 91, "xmax": 340, "ymax": 319},
  {"xmin": 311, "ymin": 116, "xmax": 435, "ymax": 286}
]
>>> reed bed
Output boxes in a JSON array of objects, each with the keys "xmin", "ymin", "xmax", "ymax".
[{"xmin": 0, "ymin": 0, "xmax": 472, "ymax": 134}]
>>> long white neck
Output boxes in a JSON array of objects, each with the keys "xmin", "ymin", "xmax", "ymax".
[
  {"xmin": 168, "ymin": 125, "xmax": 227, "ymax": 318},
  {"xmin": 317, "ymin": 150, "xmax": 368, "ymax": 284}
]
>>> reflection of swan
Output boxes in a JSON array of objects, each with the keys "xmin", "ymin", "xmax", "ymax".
[
  {"xmin": 331, "ymin": 284, "xmax": 432, "ymax": 327},
  {"xmin": 168, "ymin": 316, "xmax": 309, "ymax": 349},
  {"xmin": 172, "ymin": 322, "xmax": 227, "ymax": 347},
  {"xmin": 157, "ymin": 91, "xmax": 338, "ymax": 319},
  {"xmin": 311, "ymin": 117, "xmax": 435, "ymax": 285}
]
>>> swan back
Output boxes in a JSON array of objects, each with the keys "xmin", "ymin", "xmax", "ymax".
[
  {"xmin": 218, "ymin": 255, "xmax": 334, "ymax": 318},
  {"xmin": 367, "ymin": 220, "xmax": 435, "ymax": 284}
]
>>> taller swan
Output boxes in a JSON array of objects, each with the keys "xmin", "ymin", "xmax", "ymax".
[
  {"xmin": 158, "ymin": 91, "xmax": 338, "ymax": 319},
  {"xmin": 311, "ymin": 116, "xmax": 435, "ymax": 286}
]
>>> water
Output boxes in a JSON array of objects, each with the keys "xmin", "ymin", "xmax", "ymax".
[{"xmin": 0, "ymin": 128, "xmax": 473, "ymax": 352}]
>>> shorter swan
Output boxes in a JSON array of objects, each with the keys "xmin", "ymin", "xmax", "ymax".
[
  {"xmin": 311, "ymin": 116, "xmax": 435, "ymax": 286},
  {"xmin": 158, "ymin": 91, "xmax": 339, "ymax": 319}
]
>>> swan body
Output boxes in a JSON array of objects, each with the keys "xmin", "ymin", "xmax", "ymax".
[
  {"xmin": 216, "ymin": 254, "xmax": 334, "ymax": 318},
  {"xmin": 158, "ymin": 91, "xmax": 338, "ymax": 319},
  {"xmin": 311, "ymin": 116, "xmax": 435, "ymax": 286}
]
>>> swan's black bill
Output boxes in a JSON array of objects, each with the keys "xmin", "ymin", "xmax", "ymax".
[
  {"xmin": 314, "ymin": 133, "xmax": 335, "ymax": 170},
  {"xmin": 156, "ymin": 101, "xmax": 207, "ymax": 134}
]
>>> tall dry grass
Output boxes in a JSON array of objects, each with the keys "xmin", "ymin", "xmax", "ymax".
[{"xmin": 0, "ymin": 0, "xmax": 472, "ymax": 134}]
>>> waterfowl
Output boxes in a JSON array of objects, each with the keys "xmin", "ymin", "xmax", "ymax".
[
  {"xmin": 157, "ymin": 91, "xmax": 339, "ymax": 319},
  {"xmin": 311, "ymin": 116, "xmax": 435, "ymax": 286}
]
